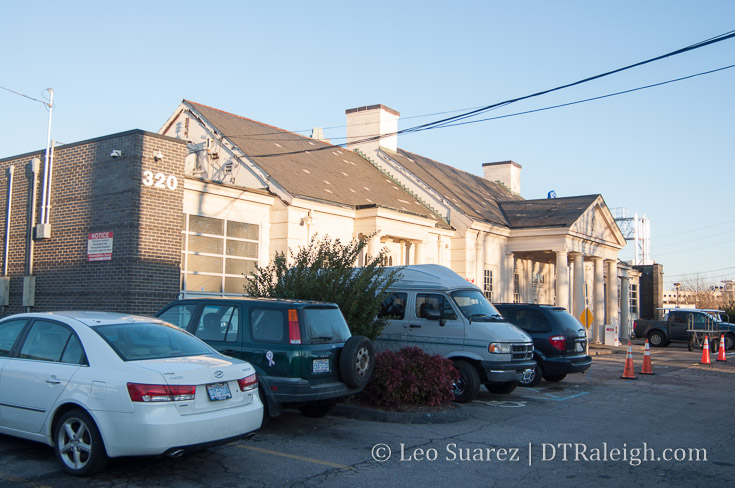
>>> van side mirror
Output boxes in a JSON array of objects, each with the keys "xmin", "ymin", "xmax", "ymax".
[{"xmin": 425, "ymin": 309, "xmax": 446, "ymax": 326}]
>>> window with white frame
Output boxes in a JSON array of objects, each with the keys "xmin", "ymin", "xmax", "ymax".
[
  {"xmin": 630, "ymin": 283, "xmax": 638, "ymax": 314},
  {"xmin": 483, "ymin": 269, "xmax": 493, "ymax": 301},
  {"xmin": 182, "ymin": 214, "xmax": 259, "ymax": 295}
]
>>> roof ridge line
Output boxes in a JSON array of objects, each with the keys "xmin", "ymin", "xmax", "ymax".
[
  {"xmin": 353, "ymin": 148, "xmax": 449, "ymax": 226},
  {"xmin": 184, "ymin": 100, "xmax": 342, "ymax": 149}
]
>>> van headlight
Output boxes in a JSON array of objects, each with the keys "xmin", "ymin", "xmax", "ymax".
[{"xmin": 488, "ymin": 343, "xmax": 511, "ymax": 354}]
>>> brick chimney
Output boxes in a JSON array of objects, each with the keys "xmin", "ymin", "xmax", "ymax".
[
  {"xmin": 482, "ymin": 160, "xmax": 522, "ymax": 195},
  {"xmin": 345, "ymin": 104, "xmax": 400, "ymax": 153}
]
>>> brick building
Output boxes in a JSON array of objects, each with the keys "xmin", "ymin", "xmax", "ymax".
[{"xmin": 0, "ymin": 130, "xmax": 187, "ymax": 315}]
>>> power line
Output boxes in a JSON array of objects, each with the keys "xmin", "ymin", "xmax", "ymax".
[
  {"xmin": 653, "ymin": 228, "xmax": 735, "ymax": 248},
  {"xmin": 655, "ymin": 238, "xmax": 734, "ymax": 257},
  {"xmin": 210, "ymin": 29, "xmax": 735, "ymax": 149},
  {"xmin": 396, "ymin": 29, "xmax": 735, "ymax": 136},
  {"xmin": 655, "ymin": 218, "xmax": 735, "ymax": 239},
  {"xmin": 245, "ymin": 62, "xmax": 735, "ymax": 156},
  {"xmin": 0, "ymin": 85, "xmax": 48, "ymax": 105},
  {"xmin": 425, "ymin": 64, "xmax": 735, "ymax": 130},
  {"xmin": 665, "ymin": 266, "xmax": 735, "ymax": 279}
]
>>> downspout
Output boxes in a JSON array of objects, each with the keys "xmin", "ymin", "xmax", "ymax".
[
  {"xmin": 25, "ymin": 158, "xmax": 41, "ymax": 312},
  {"xmin": 40, "ymin": 89, "xmax": 53, "ymax": 225},
  {"xmin": 3, "ymin": 166, "xmax": 14, "ymax": 276}
]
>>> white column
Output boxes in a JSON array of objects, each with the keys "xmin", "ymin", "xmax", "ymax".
[
  {"xmin": 606, "ymin": 259, "xmax": 619, "ymax": 341},
  {"xmin": 524, "ymin": 258, "xmax": 533, "ymax": 303},
  {"xmin": 555, "ymin": 251, "xmax": 569, "ymax": 310},
  {"xmin": 475, "ymin": 231, "xmax": 485, "ymax": 286},
  {"xmin": 620, "ymin": 273, "xmax": 630, "ymax": 342},
  {"xmin": 593, "ymin": 257, "xmax": 605, "ymax": 343},
  {"xmin": 503, "ymin": 251, "xmax": 515, "ymax": 303},
  {"xmin": 415, "ymin": 241, "xmax": 426, "ymax": 264},
  {"xmin": 367, "ymin": 233, "xmax": 382, "ymax": 259},
  {"xmin": 572, "ymin": 253, "xmax": 585, "ymax": 319}
]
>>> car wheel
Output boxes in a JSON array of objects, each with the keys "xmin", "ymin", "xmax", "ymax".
[
  {"xmin": 298, "ymin": 403, "xmax": 336, "ymax": 418},
  {"xmin": 543, "ymin": 374, "xmax": 567, "ymax": 382},
  {"xmin": 725, "ymin": 334, "xmax": 735, "ymax": 352},
  {"xmin": 452, "ymin": 360, "xmax": 481, "ymax": 403},
  {"xmin": 54, "ymin": 409, "xmax": 108, "ymax": 476},
  {"xmin": 339, "ymin": 336, "xmax": 374, "ymax": 389},
  {"xmin": 648, "ymin": 330, "xmax": 666, "ymax": 347},
  {"xmin": 519, "ymin": 362, "xmax": 543, "ymax": 388},
  {"xmin": 485, "ymin": 381, "xmax": 518, "ymax": 394}
]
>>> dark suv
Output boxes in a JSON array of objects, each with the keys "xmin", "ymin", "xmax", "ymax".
[
  {"xmin": 493, "ymin": 304, "xmax": 591, "ymax": 387},
  {"xmin": 156, "ymin": 298, "xmax": 374, "ymax": 418}
]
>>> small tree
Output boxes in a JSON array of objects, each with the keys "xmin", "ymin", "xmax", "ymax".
[
  {"xmin": 245, "ymin": 234, "xmax": 400, "ymax": 340},
  {"xmin": 682, "ymin": 274, "xmax": 720, "ymax": 309}
]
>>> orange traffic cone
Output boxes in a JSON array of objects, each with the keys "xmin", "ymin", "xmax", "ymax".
[
  {"xmin": 700, "ymin": 336, "xmax": 711, "ymax": 365},
  {"xmin": 640, "ymin": 339, "xmax": 654, "ymax": 375},
  {"xmin": 717, "ymin": 334, "xmax": 727, "ymax": 362},
  {"xmin": 621, "ymin": 340, "xmax": 636, "ymax": 380}
]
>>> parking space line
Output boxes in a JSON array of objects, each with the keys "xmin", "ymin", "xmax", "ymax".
[
  {"xmin": 235, "ymin": 444, "xmax": 353, "ymax": 470},
  {"xmin": 516, "ymin": 390, "xmax": 590, "ymax": 402}
]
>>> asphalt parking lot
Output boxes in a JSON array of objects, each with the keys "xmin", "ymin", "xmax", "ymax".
[{"xmin": 1, "ymin": 340, "xmax": 733, "ymax": 487}]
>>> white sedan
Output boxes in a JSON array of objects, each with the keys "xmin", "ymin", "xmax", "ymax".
[{"xmin": 0, "ymin": 311, "xmax": 263, "ymax": 476}]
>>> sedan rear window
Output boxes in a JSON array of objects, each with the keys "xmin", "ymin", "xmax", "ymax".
[
  {"xmin": 547, "ymin": 309, "xmax": 585, "ymax": 333},
  {"xmin": 95, "ymin": 322, "xmax": 215, "ymax": 361},
  {"xmin": 301, "ymin": 307, "xmax": 351, "ymax": 344}
]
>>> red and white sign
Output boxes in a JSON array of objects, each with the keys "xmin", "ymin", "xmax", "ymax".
[{"xmin": 88, "ymin": 232, "xmax": 113, "ymax": 262}]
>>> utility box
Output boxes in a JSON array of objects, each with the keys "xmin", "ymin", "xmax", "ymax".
[
  {"xmin": 0, "ymin": 277, "xmax": 9, "ymax": 306},
  {"xmin": 604, "ymin": 324, "xmax": 620, "ymax": 346},
  {"xmin": 22, "ymin": 275, "xmax": 35, "ymax": 307},
  {"xmin": 35, "ymin": 223, "xmax": 52, "ymax": 239}
]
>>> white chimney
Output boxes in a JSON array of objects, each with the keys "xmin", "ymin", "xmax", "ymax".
[
  {"xmin": 482, "ymin": 160, "xmax": 522, "ymax": 195},
  {"xmin": 310, "ymin": 127, "xmax": 330, "ymax": 143},
  {"xmin": 345, "ymin": 104, "xmax": 400, "ymax": 153}
]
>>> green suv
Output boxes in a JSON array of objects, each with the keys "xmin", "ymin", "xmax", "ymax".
[{"xmin": 156, "ymin": 298, "xmax": 374, "ymax": 418}]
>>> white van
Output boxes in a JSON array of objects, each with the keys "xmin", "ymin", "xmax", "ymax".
[{"xmin": 376, "ymin": 265, "xmax": 535, "ymax": 403}]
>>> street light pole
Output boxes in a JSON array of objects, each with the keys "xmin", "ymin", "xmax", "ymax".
[{"xmin": 674, "ymin": 282, "xmax": 681, "ymax": 308}]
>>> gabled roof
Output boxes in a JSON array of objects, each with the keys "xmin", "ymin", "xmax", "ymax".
[
  {"xmin": 382, "ymin": 148, "xmax": 524, "ymax": 227},
  {"xmin": 185, "ymin": 101, "xmax": 445, "ymax": 224},
  {"xmin": 499, "ymin": 195, "xmax": 601, "ymax": 228}
]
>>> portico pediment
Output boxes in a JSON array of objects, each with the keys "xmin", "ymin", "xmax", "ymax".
[{"xmin": 569, "ymin": 197, "xmax": 626, "ymax": 248}]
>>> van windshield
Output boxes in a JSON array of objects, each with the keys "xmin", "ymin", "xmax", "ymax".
[{"xmin": 450, "ymin": 290, "xmax": 505, "ymax": 322}]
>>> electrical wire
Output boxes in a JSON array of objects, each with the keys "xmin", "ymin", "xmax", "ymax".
[
  {"xmin": 0, "ymin": 85, "xmax": 47, "ymax": 105},
  {"xmin": 245, "ymin": 62, "xmax": 735, "ymax": 156},
  {"xmin": 655, "ymin": 218, "xmax": 735, "ymax": 239},
  {"xmin": 653, "ymin": 228, "xmax": 735, "ymax": 248},
  {"xmin": 423, "ymin": 64, "xmax": 735, "ymax": 130},
  {"xmin": 665, "ymin": 266, "xmax": 735, "ymax": 279}
]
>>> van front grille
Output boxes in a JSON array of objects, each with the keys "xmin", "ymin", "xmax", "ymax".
[{"xmin": 511, "ymin": 344, "xmax": 534, "ymax": 361}]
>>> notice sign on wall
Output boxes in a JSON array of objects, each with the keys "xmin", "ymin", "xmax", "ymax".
[{"xmin": 88, "ymin": 232, "xmax": 113, "ymax": 261}]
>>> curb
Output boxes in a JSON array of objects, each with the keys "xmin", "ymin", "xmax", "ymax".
[{"xmin": 333, "ymin": 402, "xmax": 470, "ymax": 424}]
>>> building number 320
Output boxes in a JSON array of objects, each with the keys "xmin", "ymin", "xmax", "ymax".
[{"xmin": 142, "ymin": 170, "xmax": 178, "ymax": 190}]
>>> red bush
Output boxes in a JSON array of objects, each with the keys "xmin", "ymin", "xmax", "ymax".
[{"xmin": 359, "ymin": 346, "xmax": 459, "ymax": 409}]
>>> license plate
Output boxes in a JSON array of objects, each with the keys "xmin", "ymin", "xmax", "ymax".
[
  {"xmin": 207, "ymin": 382, "xmax": 232, "ymax": 401},
  {"xmin": 313, "ymin": 358, "xmax": 330, "ymax": 373}
]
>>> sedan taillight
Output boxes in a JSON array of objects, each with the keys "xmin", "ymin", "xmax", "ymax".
[
  {"xmin": 127, "ymin": 383, "xmax": 196, "ymax": 402},
  {"xmin": 237, "ymin": 373, "xmax": 257, "ymax": 392},
  {"xmin": 548, "ymin": 335, "xmax": 566, "ymax": 352}
]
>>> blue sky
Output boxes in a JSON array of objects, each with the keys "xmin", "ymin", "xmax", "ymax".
[{"xmin": 2, "ymin": 1, "xmax": 733, "ymax": 290}]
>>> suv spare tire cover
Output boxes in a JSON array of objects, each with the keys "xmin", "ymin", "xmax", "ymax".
[{"xmin": 339, "ymin": 336, "xmax": 375, "ymax": 389}]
